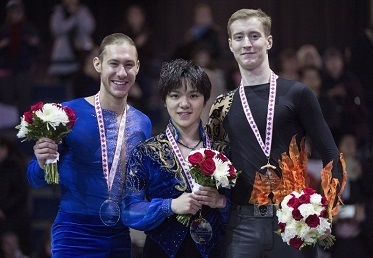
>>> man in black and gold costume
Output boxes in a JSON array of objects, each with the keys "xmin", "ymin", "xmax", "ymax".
[{"xmin": 206, "ymin": 9, "xmax": 343, "ymax": 258}]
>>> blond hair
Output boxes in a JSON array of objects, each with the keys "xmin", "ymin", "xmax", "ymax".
[{"xmin": 227, "ymin": 9, "xmax": 271, "ymax": 38}]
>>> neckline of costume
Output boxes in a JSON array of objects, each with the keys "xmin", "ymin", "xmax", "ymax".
[
  {"xmin": 94, "ymin": 92, "xmax": 127, "ymax": 191},
  {"xmin": 177, "ymin": 139, "xmax": 202, "ymax": 150},
  {"xmin": 239, "ymin": 70, "xmax": 278, "ymax": 159},
  {"xmin": 166, "ymin": 123, "xmax": 211, "ymax": 190}
]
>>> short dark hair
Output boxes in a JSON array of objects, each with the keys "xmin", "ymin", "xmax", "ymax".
[{"xmin": 158, "ymin": 59, "xmax": 211, "ymax": 104}]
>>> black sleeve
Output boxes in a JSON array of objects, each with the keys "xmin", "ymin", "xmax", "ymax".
[{"xmin": 297, "ymin": 86, "xmax": 343, "ymax": 180}]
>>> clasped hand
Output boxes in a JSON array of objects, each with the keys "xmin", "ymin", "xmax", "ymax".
[
  {"xmin": 194, "ymin": 186, "xmax": 226, "ymax": 209},
  {"xmin": 171, "ymin": 187, "xmax": 226, "ymax": 215}
]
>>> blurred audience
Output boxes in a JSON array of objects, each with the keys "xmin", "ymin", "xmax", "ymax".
[
  {"xmin": 0, "ymin": 0, "xmax": 40, "ymax": 114},
  {"xmin": 173, "ymin": 3, "xmax": 222, "ymax": 63},
  {"xmin": 0, "ymin": 136, "xmax": 30, "ymax": 256},
  {"xmin": 0, "ymin": 103, "xmax": 18, "ymax": 130},
  {"xmin": 48, "ymin": 0, "xmax": 96, "ymax": 99},
  {"xmin": 326, "ymin": 133, "xmax": 368, "ymax": 258},
  {"xmin": 0, "ymin": 231, "xmax": 29, "ymax": 258},
  {"xmin": 191, "ymin": 45, "xmax": 226, "ymax": 124},
  {"xmin": 296, "ymin": 44, "xmax": 322, "ymax": 70},
  {"xmin": 349, "ymin": 24, "xmax": 373, "ymax": 157},
  {"xmin": 71, "ymin": 45, "xmax": 99, "ymax": 98},
  {"xmin": 300, "ymin": 65, "xmax": 342, "ymax": 142},
  {"xmin": 225, "ymin": 61, "xmax": 241, "ymax": 91},
  {"xmin": 322, "ymin": 46, "xmax": 369, "ymax": 147},
  {"xmin": 35, "ymin": 223, "xmax": 51, "ymax": 258},
  {"xmin": 277, "ymin": 48, "xmax": 300, "ymax": 81}
]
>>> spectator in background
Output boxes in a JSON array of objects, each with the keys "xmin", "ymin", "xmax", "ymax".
[
  {"xmin": 327, "ymin": 133, "xmax": 368, "ymax": 258},
  {"xmin": 0, "ymin": 231, "xmax": 29, "ymax": 258},
  {"xmin": 0, "ymin": 103, "xmax": 18, "ymax": 130},
  {"xmin": 322, "ymin": 46, "xmax": 369, "ymax": 147},
  {"xmin": 0, "ymin": 136, "xmax": 30, "ymax": 256},
  {"xmin": 277, "ymin": 48, "xmax": 300, "ymax": 81},
  {"xmin": 0, "ymin": 0, "xmax": 40, "ymax": 113},
  {"xmin": 225, "ymin": 61, "xmax": 241, "ymax": 91},
  {"xmin": 191, "ymin": 45, "xmax": 227, "ymax": 124},
  {"xmin": 35, "ymin": 223, "xmax": 52, "ymax": 258},
  {"xmin": 296, "ymin": 44, "xmax": 322, "ymax": 70},
  {"xmin": 72, "ymin": 45, "xmax": 100, "ymax": 98},
  {"xmin": 299, "ymin": 65, "xmax": 342, "ymax": 142},
  {"xmin": 48, "ymin": 0, "xmax": 95, "ymax": 99},
  {"xmin": 349, "ymin": 24, "xmax": 373, "ymax": 157},
  {"xmin": 173, "ymin": 3, "xmax": 222, "ymax": 63}
]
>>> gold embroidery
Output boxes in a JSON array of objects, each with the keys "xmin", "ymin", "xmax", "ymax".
[{"xmin": 206, "ymin": 90, "xmax": 236, "ymax": 141}]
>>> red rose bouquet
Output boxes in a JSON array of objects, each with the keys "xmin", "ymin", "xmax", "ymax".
[
  {"xmin": 176, "ymin": 148, "xmax": 241, "ymax": 226},
  {"xmin": 16, "ymin": 101, "xmax": 76, "ymax": 184},
  {"xmin": 275, "ymin": 188, "xmax": 335, "ymax": 250}
]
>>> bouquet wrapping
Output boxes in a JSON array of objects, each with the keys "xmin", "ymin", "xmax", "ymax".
[
  {"xmin": 16, "ymin": 101, "xmax": 76, "ymax": 184},
  {"xmin": 177, "ymin": 148, "xmax": 241, "ymax": 226}
]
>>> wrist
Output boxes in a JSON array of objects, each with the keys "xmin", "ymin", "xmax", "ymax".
[
  {"xmin": 217, "ymin": 194, "xmax": 227, "ymax": 209},
  {"xmin": 163, "ymin": 199, "xmax": 174, "ymax": 217}
]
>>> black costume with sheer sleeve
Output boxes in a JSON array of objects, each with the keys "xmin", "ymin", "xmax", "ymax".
[{"xmin": 206, "ymin": 77, "xmax": 342, "ymax": 205}]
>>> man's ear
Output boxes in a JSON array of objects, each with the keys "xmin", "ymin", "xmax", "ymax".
[
  {"xmin": 267, "ymin": 35, "xmax": 273, "ymax": 50},
  {"xmin": 93, "ymin": 57, "xmax": 101, "ymax": 73},
  {"xmin": 228, "ymin": 38, "xmax": 233, "ymax": 52}
]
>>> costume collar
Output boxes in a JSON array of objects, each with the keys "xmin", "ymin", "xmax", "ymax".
[{"xmin": 167, "ymin": 119, "xmax": 206, "ymax": 143}]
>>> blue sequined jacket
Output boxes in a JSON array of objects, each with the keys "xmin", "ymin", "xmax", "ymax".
[{"xmin": 121, "ymin": 121, "xmax": 230, "ymax": 257}]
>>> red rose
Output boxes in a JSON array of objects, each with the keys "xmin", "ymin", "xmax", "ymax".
[
  {"xmin": 320, "ymin": 209, "xmax": 328, "ymax": 218},
  {"xmin": 292, "ymin": 208, "xmax": 303, "ymax": 221},
  {"xmin": 23, "ymin": 111, "xmax": 34, "ymax": 124},
  {"xmin": 188, "ymin": 152, "xmax": 204, "ymax": 166},
  {"xmin": 289, "ymin": 237, "xmax": 303, "ymax": 250},
  {"xmin": 298, "ymin": 194, "xmax": 310, "ymax": 204},
  {"xmin": 30, "ymin": 101, "xmax": 43, "ymax": 112},
  {"xmin": 216, "ymin": 153, "xmax": 228, "ymax": 162},
  {"xmin": 227, "ymin": 164, "xmax": 237, "ymax": 179},
  {"xmin": 63, "ymin": 106, "xmax": 76, "ymax": 127},
  {"xmin": 321, "ymin": 196, "xmax": 328, "ymax": 207},
  {"xmin": 278, "ymin": 222, "xmax": 286, "ymax": 233},
  {"xmin": 287, "ymin": 196, "xmax": 300, "ymax": 209},
  {"xmin": 305, "ymin": 214, "xmax": 320, "ymax": 228},
  {"xmin": 303, "ymin": 188, "xmax": 316, "ymax": 195},
  {"xmin": 204, "ymin": 149, "xmax": 216, "ymax": 159},
  {"xmin": 200, "ymin": 158, "xmax": 216, "ymax": 176}
]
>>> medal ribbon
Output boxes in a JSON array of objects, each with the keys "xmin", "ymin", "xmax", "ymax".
[
  {"xmin": 95, "ymin": 92, "xmax": 127, "ymax": 191},
  {"xmin": 239, "ymin": 71, "xmax": 278, "ymax": 159},
  {"xmin": 166, "ymin": 125, "xmax": 211, "ymax": 190}
]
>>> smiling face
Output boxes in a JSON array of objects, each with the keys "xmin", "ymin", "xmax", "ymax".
[
  {"xmin": 93, "ymin": 42, "xmax": 139, "ymax": 102},
  {"xmin": 228, "ymin": 17, "xmax": 272, "ymax": 71},
  {"xmin": 165, "ymin": 81, "xmax": 205, "ymax": 131}
]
